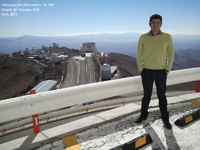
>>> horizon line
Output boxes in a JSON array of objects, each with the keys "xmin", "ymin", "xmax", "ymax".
[{"xmin": 1, "ymin": 32, "xmax": 200, "ymax": 38}]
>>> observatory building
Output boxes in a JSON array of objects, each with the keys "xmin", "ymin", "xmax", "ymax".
[
  {"xmin": 50, "ymin": 53, "xmax": 68, "ymax": 62},
  {"xmin": 53, "ymin": 42, "xmax": 59, "ymax": 48},
  {"xmin": 101, "ymin": 63, "xmax": 118, "ymax": 81},
  {"xmin": 25, "ymin": 48, "xmax": 30, "ymax": 54},
  {"xmin": 27, "ymin": 80, "xmax": 57, "ymax": 94},
  {"xmin": 50, "ymin": 53, "xmax": 57, "ymax": 61},
  {"xmin": 101, "ymin": 64, "xmax": 111, "ymax": 81},
  {"xmin": 39, "ymin": 51, "xmax": 46, "ymax": 59},
  {"xmin": 81, "ymin": 42, "xmax": 97, "ymax": 57}
]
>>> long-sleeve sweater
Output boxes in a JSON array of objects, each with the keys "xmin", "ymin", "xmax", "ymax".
[{"xmin": 136, "ymin": 31, "xmax": 174, "ymax": 72}]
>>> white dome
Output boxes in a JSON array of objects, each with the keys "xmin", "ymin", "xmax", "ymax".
[
  {"xmin": 51, "ymin": 53, "xmax": 57, "ymax": 57},
  {"xmin": 39, "ymin": 51, "xmax": 45, "ymax": 55},
  {"xmin": 101, "ymin": 64, "xmax": 111, "ymax": 71}
]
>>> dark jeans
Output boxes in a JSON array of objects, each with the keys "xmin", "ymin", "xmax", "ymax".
[{"xmin": 140, "ymin": 68, "xmax": 169, "ymax": 122}]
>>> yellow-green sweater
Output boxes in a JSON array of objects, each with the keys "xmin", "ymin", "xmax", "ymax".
[{"xmin": 136, "ymin": 31, "xmax": 174, "ymax": 72}]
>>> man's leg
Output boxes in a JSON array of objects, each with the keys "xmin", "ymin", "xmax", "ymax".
[
  {"xmin": 155, "ymin": 70, "xmax": 171, "ymax": 129},
  {"xmin": 155, "ymin": 70, "xmax": 169, "ymax": 121},
  {"xmin": 140, "ymin": 69, "xmax": 154, "ymax": 118}
]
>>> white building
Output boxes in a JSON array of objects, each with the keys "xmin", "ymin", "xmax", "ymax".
[
  {"xmin": 31, "ymin": 47, "xmax": 34, "ymax": 51},
  {"xmin": 101, "ymin": 63, "xmax": 111, "ymax": 81},
  {"xmin": 39, "ymin": 51, "xmax": 46, "ymax": 59},
  {"xmin": 81, "ymin": 42, "xmax": 97, "ymax": 57},
  {"xmin": 53, "ymin": 42, "xmax": 59, "ymax": 48},
  {"xmin": 56, "ymin": 55, "xmax": 63, "ymax": 62},
  {"xmin": 63, "ymin": 55, "xmax": 68, "ymax": 61},
  {"xmin": 56, "ymin": 55, "xmax": 68, "ymax": 62},
  {"xmin": 50, "ymin": 53, "xmax": 68, "ymax": 62},
  {"xmin": 27, "ymin": 80, "xmax": 58, "ymax": 94},
  {"xmin": 25, "ymin": 48, "xmax": 30, "ymax": 54},
  {"xmin": 101, "ymin": 64, "xmax": 118, "ymax": 81},
  {"xmin": 51, "ymin": 53, "xmax": 57, "ymax": 61}
]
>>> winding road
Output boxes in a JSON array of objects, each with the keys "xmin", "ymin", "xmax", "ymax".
[{"xmin": 63, "ymin": 55, "xmax": 95, "ymax": 88}]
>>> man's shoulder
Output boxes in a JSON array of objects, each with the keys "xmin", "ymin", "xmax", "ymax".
[
  {"xmin": 139, "ymin": 32, "xmax": 149, "ymax": 39},
  {"xmin": 141, "ymin": 32, "xmax": 149, "ymax": 37}
]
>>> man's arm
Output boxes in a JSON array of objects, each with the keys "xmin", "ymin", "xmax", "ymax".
[
  {"xmin": 136, "ymin": 36, "xmax": 143, "ymax": 72},
  {"xmin": 166, "ymin": 35, "xmax": 174, "ymax": 72}
]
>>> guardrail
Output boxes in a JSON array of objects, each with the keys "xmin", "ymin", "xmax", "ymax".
[
  {"xmin": 0, "ymin": 97, "xmax": 140, "ymax": 131},
  {"xmin": 0, "ymin": 67, "xmax": 200, "ymax": 123}
]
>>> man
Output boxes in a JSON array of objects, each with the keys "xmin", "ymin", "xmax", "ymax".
[{"xmin": 135, "ymin": 14, "xmax": 174, "ymax": 129}]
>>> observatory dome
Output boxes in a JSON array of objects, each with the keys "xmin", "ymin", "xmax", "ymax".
[
  {"xmin": 101, "ymin": 64, "xmax": 111, "ymax": 71},
  {"xmin": 39, "ymin": 51, "xmax": 46, "ymax": 58},
  {"xmin": 39, "ymin": 51, "xmax": 45, "ymax": 55},
  {"xmin": 51, "ymin": 53, "xmax": 57, "ymax": 61}
]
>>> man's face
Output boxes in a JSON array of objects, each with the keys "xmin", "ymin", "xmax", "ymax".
[{"xmin": 149, "ymin": 18, "xmax": 162, "ymax": 33}]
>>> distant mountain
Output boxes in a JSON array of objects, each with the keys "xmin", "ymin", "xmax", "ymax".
[
  {"xmin": 0, "ymin": 33, "xmax": 200, "ymax": 57},
  {"xmin": 173, "ymin": 49, "xmax": 200, "ymax": 69}
]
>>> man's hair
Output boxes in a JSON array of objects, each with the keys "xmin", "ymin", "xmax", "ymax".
[{"xmin": 149, "ymin": 14, "xmax": 162, "ymax": 23}]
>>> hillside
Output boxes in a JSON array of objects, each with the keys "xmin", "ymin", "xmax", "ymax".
[
  {"xmin": 98, "ymin": 52, "xmax": 140, "ymax": 77},
  {"xmin": 173, "ymin": 49, "xmax": 200, "ymax": 69},
  {"xmin": 0, "ymin": 53, "xmax": 4, "ymax": 57},
  {"xmin": 0, "ymin": 48, "xmax": 81, "ymax": 100}
]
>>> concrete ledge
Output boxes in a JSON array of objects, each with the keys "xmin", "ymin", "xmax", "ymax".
[
  {"xmin": 95, "ymin": 103, "xmax": 141, "ymax": 121},
  {"xmin": 32, "ymin": 115, "xmax": 104, "ymax": 143},
  {"xmin": 178, "ymin": 93, "xmax": 200, "ymax": 100},
  {"xmin": 0, "ymin": 136, "xmax": 28, "ymax": 150}
]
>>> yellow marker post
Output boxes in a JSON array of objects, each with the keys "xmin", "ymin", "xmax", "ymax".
[
  {"xmin": 63, "ymin": 136, "xmax": 80, "ymax": 150},
  {"xmin": 189, "ymin": 100, "xmax": 200, "ymax": 106},
  {"xmin": 185, "ymin": 116, "xmax": 193, "ymax": 124},
  {"xmin": 135, "ymin": 136, "xmax": 146, "ymax": 148}
]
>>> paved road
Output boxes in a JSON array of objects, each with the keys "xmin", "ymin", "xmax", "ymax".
[
  {"xmin": 78, "ymin": 60, "xmax": 86, "ymax": 85},
  {"xmin": 86, "ymin": 57, "xmax": 95, "ymax": 84},
  {"xmin": 64, "ymin": 58, "xmax": 77, "ymax": 87},
  {"xmin": 63, "ymin": 56, "xmax": 95, "ymax": 88}
]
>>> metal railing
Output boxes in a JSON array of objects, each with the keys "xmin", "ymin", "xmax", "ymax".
[{"xmin": 0, "ymin": 67, "xmax": 200, "ymax": 124}]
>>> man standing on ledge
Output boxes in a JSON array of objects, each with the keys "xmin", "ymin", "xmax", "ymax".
[{"xmin": 135, "ymin": 14, "xmax": 174, "ymax": 129}]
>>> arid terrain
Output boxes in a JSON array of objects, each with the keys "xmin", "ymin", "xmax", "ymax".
[{"xmin": 0, "ymin": 48, "xmax": 81, "ymax": 100}]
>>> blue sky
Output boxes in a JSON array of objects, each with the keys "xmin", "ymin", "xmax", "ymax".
[{"xmin": 1, "ymin": 0, "xmax": 200, "ymax": 37}]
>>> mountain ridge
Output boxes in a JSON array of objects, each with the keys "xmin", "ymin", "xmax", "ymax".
[{"xmin": 1, "ymin": 33, "xmax": 200, "ymax": 55}]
